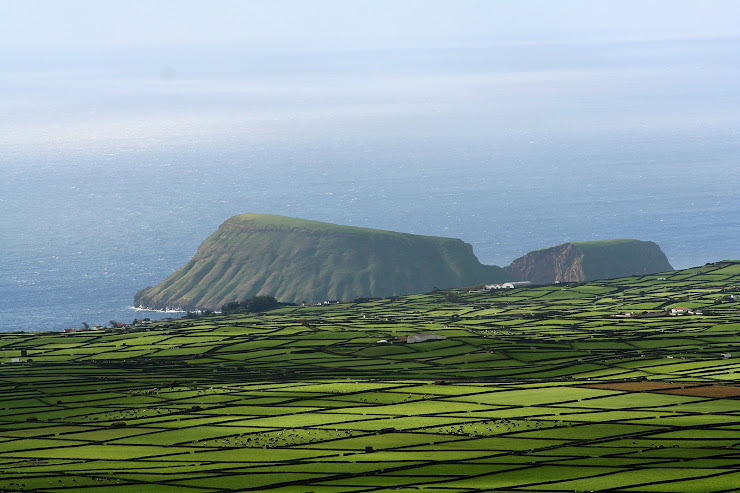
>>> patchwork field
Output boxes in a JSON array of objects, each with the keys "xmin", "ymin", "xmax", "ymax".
[{"xmin": 1, "ymin": 261, "xmax": 738, "ymax": 491}]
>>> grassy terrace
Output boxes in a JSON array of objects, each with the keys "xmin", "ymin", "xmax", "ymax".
[{"xmin": 1, "ymin": 261, "xmax": 739, "ymax": 492}]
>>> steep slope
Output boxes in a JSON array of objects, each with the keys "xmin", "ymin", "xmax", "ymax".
[
  {"xmin": 135, "ymin": 214, "xmax": 509, "ymax": 311},
  {"xmin": 504, "ymin": 239, "xmax": 673, "ymax": 284}
]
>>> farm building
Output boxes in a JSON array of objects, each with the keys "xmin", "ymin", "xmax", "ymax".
[
  {"xmin": 485, "ymin": 281, "xmax": 532, "ymax": 290},
  {"xmin": 669, "ymin": 307, "xmax": 689, "ymax": 315}
]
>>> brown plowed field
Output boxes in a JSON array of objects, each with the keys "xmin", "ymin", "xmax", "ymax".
[
  {"xmin": 580, "ymin": 381, "xmax": 686, "ymax": 392},
  {"xmin": 656, "ymin": 385, "xmax": 740, "ymax": 398}
]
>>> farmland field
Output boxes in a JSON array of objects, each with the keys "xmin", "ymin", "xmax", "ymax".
[{"xmin": 1, "ymin": 261, "xmax": 738, "ymax": 491}]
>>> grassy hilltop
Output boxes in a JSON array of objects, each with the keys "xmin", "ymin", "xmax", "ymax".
[
  {"xmin": 505, "ymin": 239, "xmax": 673, "ymax": 285},
  {"xmin": 135, "ymin": 214, "xmax": 510, "ymax": 311},
  {"xmin": 135, "ymin": 214, "xmax": 672, "ymax": 312},
  {"xmin": 1, "ymin": 260, "xmax": 739, "ymax": 491}
]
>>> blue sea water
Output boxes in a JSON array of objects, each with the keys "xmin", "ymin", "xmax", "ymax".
[{"xmin": 1, "ymin": 38, "xmax": 739, "ymax": 332}]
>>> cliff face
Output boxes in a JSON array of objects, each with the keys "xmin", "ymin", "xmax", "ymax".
[
  {"xmin": 134, "ymin": 214, "xmax": 510, "ymax": 311},
  {"xmin": 135, "ymin": 215, "xmax": 675, "ymax": 311},
  {"xmin": 504, "ymin": 239, "xmax": 673, "ymax": 284}
]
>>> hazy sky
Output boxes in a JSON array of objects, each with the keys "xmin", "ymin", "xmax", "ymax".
[
  {"xmin": 2, "ymin": 0, "xmax": 740, "ymax": 52},
  {"xmin": 2, "ymin": 0, "xmax": 737, "ymax": 155}
]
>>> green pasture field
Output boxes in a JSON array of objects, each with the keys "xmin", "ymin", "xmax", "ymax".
[{"xmin": 0, "ymin": 260, "xmax": 738, "ymax": 491}]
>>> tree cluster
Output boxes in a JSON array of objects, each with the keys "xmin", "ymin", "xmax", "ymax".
[
  {"xmin": 184, "ymin": 310, "xmax": 214, "ymax": 319},
  {"xmin": 221, "ymin": 295, "xmax": 282, "ymax": 315}
]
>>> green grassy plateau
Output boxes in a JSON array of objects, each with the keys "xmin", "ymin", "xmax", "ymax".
[
  {"xmin": 505, "ymin": 239, "xmax": 673, "ymax": 285},
  {"xmin": 2, "ymin": 260, "xmax": 739, "ymax": 492},
  {"xmin": 135, "ymin": 214, "xmax": 672, "ymax": 312},
  {"xmin": 135, "ymin": 214, "xmax": 509, "ymax": 311}
]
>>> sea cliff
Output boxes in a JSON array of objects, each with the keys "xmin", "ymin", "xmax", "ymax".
[
  {"xmin": 505, "ymin": 239, "xmax": 673, "ymax": 284},
  {"xmin": 135, "ymin": 215, "xmax": 673, "ymax": 311},
  {"xmin": 134, "ymin": 214, "xmax": 509, "ymax": 311}
]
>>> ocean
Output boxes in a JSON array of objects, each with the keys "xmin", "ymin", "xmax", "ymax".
[{"xmin": 1, "ymin": 38, "xmax": 738, "ymax": 332}]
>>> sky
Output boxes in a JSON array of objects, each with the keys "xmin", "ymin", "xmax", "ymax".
[
  {"xmin": 2, "ymin": 0, "xmax": 738, "ymax": 153},
  {"xmin": 2, "ymin": 0, "xmax": 740, "ymax": 53}
]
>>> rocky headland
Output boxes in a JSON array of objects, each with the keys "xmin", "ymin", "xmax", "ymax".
[
  {"xmin": 135, "ymin": 214, "xmax": 673, "ymax": 311},
  {"xmin": 505, "ymin": 239, "xmax": 673, "ymax": 285}
]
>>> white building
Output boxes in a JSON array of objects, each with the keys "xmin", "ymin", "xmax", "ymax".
[
  {"xmin": 485, "ymin": 281, "xmax": 532, "ymax": 290},
  {"xmin": 669, "ymin": 307, "xmax": 689, "ymax": 315}
]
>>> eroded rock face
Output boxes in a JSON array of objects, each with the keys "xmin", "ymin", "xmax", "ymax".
[
  {"xmin": 505, "ymin": 239, "xmax": 673, "ymax": 284},
  {"xmin": 134, "ymin": 213, "xmax": 509, "ymax": 311},
  {"xmin": 135, "ymin": 214, "xmax": 674, "ymax": 311}
]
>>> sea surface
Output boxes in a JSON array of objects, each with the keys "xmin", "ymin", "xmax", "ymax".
[{"xmin": 1, "ymin": 38, "xmax": 739, "ymax": 332}]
